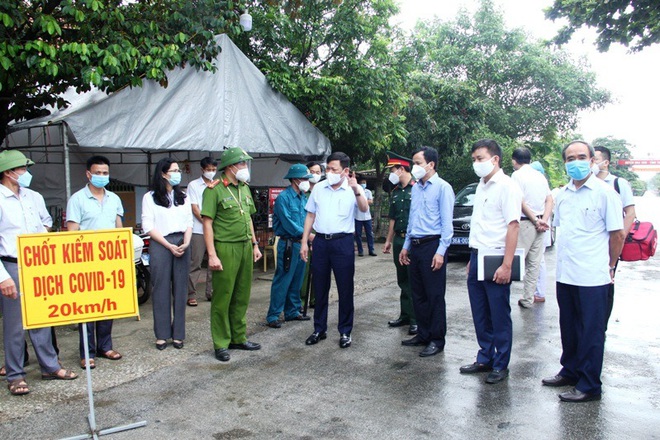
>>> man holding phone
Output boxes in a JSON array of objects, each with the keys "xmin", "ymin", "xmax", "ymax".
[{"xmin": 300, "ymin": 152, "xmax": 368, "ymax": 349}]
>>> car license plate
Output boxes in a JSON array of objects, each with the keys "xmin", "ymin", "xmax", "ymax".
[
  {"xmin": 451, "ymin": 237, "xmax": 470, "ymax": 245},
  {"xmin": 141, "ymin": 254, "xmax": 150, "ymax": 266}
]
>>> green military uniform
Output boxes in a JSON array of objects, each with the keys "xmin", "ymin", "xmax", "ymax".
[
  {"xmin": 389, "ymin": 181, "xmax": 416, "ymax": 324},
  {"xmin": 386, "ymin": 151, "xmax": 416, "ymax": 325},
  {"xmin": 201, "ymin": 149, "xmax": 256, "ymax": 350}
]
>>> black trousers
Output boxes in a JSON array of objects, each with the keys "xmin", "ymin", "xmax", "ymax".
[{"xmin": 408, "ymin": 239, "xmax": 447, "ymax": 348}]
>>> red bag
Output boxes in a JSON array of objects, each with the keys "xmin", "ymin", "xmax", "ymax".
[{"xmin": 620, "ymin": 220, "xmax": 657, "ymax": 262}]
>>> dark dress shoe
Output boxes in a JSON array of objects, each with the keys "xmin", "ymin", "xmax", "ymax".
[
  {"xmin": 460, "ymin": 362, "xmax": 493, "ymax": 374},
  {"xmin": 369, "ymin": 252, "xmax": 377, "ymax": 256},
  {"xmin": 388, "ymin": 318, "xmax": 410, "ymax": 328},
  {"xmin": 401, "ymin": 335, "xmax": 426, "ymax": 346},
  {"xmin": 172, "ymin": 340, "xmax": 184, "ymax": 349},
  {"xmin": 358, "ymin": 253, "xmax": 364, "ymax": 257},
  {"xmin": 542, "ymin": 375, "xmax": 578, "ymax": 387},
  {"xmin": 485, "ymin": 369, "xmax": 509, "ymax": 384},
  {"xmin": 215, "ymin": 348, "xmax": 230, "ymax": 362},
  {"xmin": 419, "ymin": 342, "xmax": 442, "ymax": 357},
  {"xmin": 408, "ymin": 324, "xmax": 418, "ymax": 335},
  {"xmin": 285, "ymin": 314, "xmax": 311, "ymax": 322},
  {"xmin": 339, "ymin": 334, "xmax": 352, "ymax": 348},
  {"xmin": 305, "ymin": 332, "xmax": 327, "ymax": 345},
  {"xmin": 267, "ymin": 321, "xmax": 282, "ymax": 328},
  {"xmin": 558, "ymin": 388, "xmax": 601, "ymax": 402},
  {"xmin": 228, "ymin": 341, "xmax": 261, "ymax": 351},
  {"xmin": 156, "ymin": 341, "xmax": 167, "ymax": 351}
]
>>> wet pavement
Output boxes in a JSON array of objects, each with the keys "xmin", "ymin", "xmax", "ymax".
[{"xmin": 1, "ymin": 194, "xmax": 659, "ymax": 439}]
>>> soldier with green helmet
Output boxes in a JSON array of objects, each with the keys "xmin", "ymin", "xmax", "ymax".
[
  {"xmin": 201, "ymin": 147, "xmax": 262, "ymax": 362},
  {"xmin": 382, "ymin": 151, "xmax": 417, "ymax": 335}
]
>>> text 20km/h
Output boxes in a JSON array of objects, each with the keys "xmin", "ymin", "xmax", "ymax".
[{"xmin": 47, "ymin": 298, "xmax": 118, "ymax": 318}]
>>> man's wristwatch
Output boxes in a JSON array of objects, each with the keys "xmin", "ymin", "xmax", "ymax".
[{"xmin": 253, "ymin": 241, "xmax": 259, "ymax": 247}]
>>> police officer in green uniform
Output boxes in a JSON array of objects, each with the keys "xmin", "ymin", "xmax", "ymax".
[
  {"xmin": 382, "ymin": 152, "xmax": 417, "ymax": 335},
  {"xmin": 201, "ymin": 147, "xmax": 263, "ymax": 362}
]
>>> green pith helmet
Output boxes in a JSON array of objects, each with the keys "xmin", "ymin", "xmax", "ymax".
[
  {"xmin": 0, "ymin": 150, "xmax": 35, "ymax": 173},
  {"xmin": 218, "ymin": 147, "xmax": 253, "ymax": 170},
  {"xmin": 284, "ymin": 163, "xmax": 313, "ymax": 179}
]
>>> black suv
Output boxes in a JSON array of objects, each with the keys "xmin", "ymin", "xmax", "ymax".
[{"xmin": 450, "ymin": 182, "xmax": 478, "ymax": 253}]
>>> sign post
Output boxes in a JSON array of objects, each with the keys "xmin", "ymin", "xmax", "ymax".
[{"xmin": 18, "ymin": 228, "xmax": 146, "ymax": 439}]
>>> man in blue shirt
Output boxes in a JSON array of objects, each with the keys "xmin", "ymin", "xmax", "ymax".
[
  {"xmin": 542, "ymin": 140, "xmax": 624, "ymax": 402},
  {"xmin": 266, "ymin": 164, "xmax": 313, "ymax": 328},
  {"xmin": 399, "ymin": 146, "xmax": 454, "ymax": 357},
  {"xmin": 67, "ymin": 155, "xmax": 125, "ymax": 369}
]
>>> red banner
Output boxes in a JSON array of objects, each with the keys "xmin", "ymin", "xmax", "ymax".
[{"xmin": 618, "ymin": 159, "xmax": 660, "ymax": 166}]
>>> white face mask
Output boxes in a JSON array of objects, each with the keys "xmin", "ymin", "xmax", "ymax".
[
  {"xmin": 388, "ymin": 172, "xmax": 400, "ymax": 185},
  {"xmin": 473, "ymin": 158, "xmax": 495, "ymax": 178},
  {"xmin": 203, "ymin": 171, "xmax": 216, "ymax": 181},
  {"xmin": 309, "ymin": 174, "xmax": 321, "ymax": 184},
  {"xmin": 591, "ymin": 161, "xmax": 605, "ymax": 175},
  {"xmin": 411, "ymin": 164, "xmax": 428, "ymax": 180},
  {"xmin": 297, "ymin": 180, "xmax": 310, "ymax": 192},
  {"xmin": 234, "ymin": 167, "xmax": 250, "ymax": 182},
  {"xmin": 326, "ymin": 171, "xmax": 343, "ymax": 186}
]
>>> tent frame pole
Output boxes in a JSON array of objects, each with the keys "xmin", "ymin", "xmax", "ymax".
[{"xmin": 63, "ymin": 123, "xmax": 71, "ymax": 202}]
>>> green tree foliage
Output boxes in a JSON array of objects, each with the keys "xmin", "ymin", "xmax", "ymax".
[
  {"xmin": 649, "ymin": 173, "xmax": 660, "ymax": 194},
  {"xmin": 234, "ymin": 0, "xmax": 407, "ymax": 167},
  {"xmin": 0, "ymin": 0, "xmax": 247, "ymax": 139},
  {"xmin": 546, "ymin": 0, "xmax": 660, "ymax": 52},
  {"xmin": 408, "ymin": 0, "xmax": 610, "ymax": 142}
]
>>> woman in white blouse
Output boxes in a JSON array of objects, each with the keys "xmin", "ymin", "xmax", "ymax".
[{"xmin": 142, "ymin": 158, "xmax": 193, "ymax": 350}]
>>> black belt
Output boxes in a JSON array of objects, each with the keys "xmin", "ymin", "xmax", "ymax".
[
  {"xmin": 410, "ymin": 235, "xmax": 441, "ymax": 246},
  {"xmin": 521, "ymin": 216, "xmax": 541, "ymax": 222},
  {"xmin": 0, "ymin": 256, "xmax": 18, "ymax": 263},
  {"xmin": 317, "ymin": 233, "xmax": 351, "ymax": 240},
  {"xmin": 280, "ymin": 236, "xmax": 302, "ymax": 243}
]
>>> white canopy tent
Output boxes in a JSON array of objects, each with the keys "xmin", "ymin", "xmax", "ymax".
[{"xmin": 4, "ymin": 34, "xmax": 330, "ymax": 220}]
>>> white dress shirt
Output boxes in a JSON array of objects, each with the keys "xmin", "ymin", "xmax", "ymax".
[
  {"xmin": 186, "ymin": 177, "xmax": 208, "ymax": 234},
  {"xmin": 511, "ymin": 164, "xmax": 551, "ymax": 216},
  {"xmin": 469, "ymin": 169, "xmax": 522, "ymax": 250},
  {"xmin": 354, "ymin": 188, "xmax": 372, "ymax": 221},
  {"xmin": 141, "ymin": 191, "xmax": 193, "ymax": 236},
  {"xmin": 0, "ymin": 184, "xmax": 51, "ymax": 282},
  {"xmin": 602, "ymin": 172, "xmax": 634, "ymax": 208},
  {"xmin": 306, "ymin": 178, "xmax": 364, "ymax": 234},
  {"xmin": 554, "ymin": 175, "xmax": 623, "ymax": 286}
]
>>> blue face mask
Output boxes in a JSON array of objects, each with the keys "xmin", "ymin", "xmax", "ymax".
[
  {"xmin": 13, "ymin": 170, "xmax": 32, "ymax": 188},
  {"xmin": 90, "ymin": 174, "xmax": 110, "ymax": 188},
  {"xmin": 360, "ymin": 183, "xmax": 367, "ymax": 189},
  {"xmin": 565, "ymin": 160, "xmax": 591, "ymax": 181},
  {"xmin": 168, "ymin": 172, "xmax": 182, "ymax": 186}
]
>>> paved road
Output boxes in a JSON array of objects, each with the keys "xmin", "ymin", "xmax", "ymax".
[{"xmin": 1, "ymin": 194, "xmax": 659, "ymax": 439}]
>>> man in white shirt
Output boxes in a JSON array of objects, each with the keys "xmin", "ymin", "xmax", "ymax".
[
  {"xmin": 460, "ymin": 139, "xmax": 521, "ymax": 385},
  {"xmin": 542, "ymin": 140, "xmax": 625, "ymax": 402},
  {"xmin": 354, "ymin": 178, "xmax": 376, "ymax": 257},
  {"xmin": 593, "ymin": 145, "xmax": 637, "ymax": 330},
  {"xmin": 300, "ymin": 152, "xmax": 369, "ymax": 349},
  {"xmin": 0, "ymin": 150, "xmax": 78, "ymax": 395},
  {"xmin": 511, "ymin": 148, "xmax": 553, "ymax": 308},
  {"xmin": 186, "ymin": 157, "xmax": 218, "ymax": 306}
]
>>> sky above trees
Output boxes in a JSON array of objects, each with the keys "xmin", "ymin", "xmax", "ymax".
[{"xmin": 395, "ymin": 0, "xmax": 660, "ymax": 161}]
